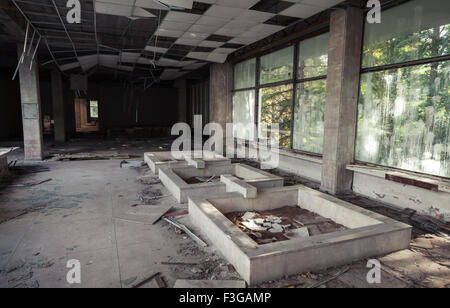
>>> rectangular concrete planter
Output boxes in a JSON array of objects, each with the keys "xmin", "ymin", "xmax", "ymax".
[
  {"xmin": 144, "ymin": 151, "xmax": 231, "ymax": 175},
  {"xmin": 188, "ymin": 185, "xmax": 412, "ymax": 285},
  {"xmin": 159, "ymin": 163, "xmax": 284, "ymax": 203}
]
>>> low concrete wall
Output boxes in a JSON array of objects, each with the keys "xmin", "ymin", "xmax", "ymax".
[
  {"xmin": 253, "ymin": 145, "xmax": 322, "ymax": 183},
  {"xmin": 352, "ymin": 170, "xmax": 450, "ymax": 222},
  {"xmin": 190, "ymin": 186, "xmax": 412, "ymax": 285}
]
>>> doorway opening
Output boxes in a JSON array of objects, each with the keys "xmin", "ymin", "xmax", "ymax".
[{"xmin": 74, "ymin": 98, "xmax": 100, "ymax": 133}]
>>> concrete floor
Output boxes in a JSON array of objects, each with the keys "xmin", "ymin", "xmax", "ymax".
[{"xmin": 0, "ymin": 137, "xmax": 448, "ymax": 288}]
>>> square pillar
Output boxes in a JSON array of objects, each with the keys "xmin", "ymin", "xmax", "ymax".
[
  {"xmin": 51, "ymin": 69, "xmax": 66, "ymax": 142},
  {"xmin": 210, "ymin": 63, "xmax": 233, "ymax": 153},
  {"xmin": 17, "ymin": 44, "xmax": 44, "ymax": 161},
  {"xmin": 321, "ymin": 7, "xmax": 364, "ymax": 195}
]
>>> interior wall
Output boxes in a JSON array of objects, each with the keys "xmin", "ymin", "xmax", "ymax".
[
  {"xmin": 0, "ymin": 66, "xmax": 180, "ymax": 140},
  {"xmin": 66, "ymin": 81, "xmax": 179, "ymax": 133},
  {"xmin": 0, "ymin": 68, "xmax": 22, "ymax": 140}
]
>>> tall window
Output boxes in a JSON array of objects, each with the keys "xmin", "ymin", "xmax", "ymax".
[
  {"xmin": 233, "ymin": 35, "xmax": 329, "ymax": 151},
  {"xmin": 233, "ymin": 58, "xmax": 256, "ymax": 140},
  {"xmin": 293, "ymin": 33, "xmax": 329, "ymax": 154},
  {"xmin": 258, "ymin": 46, "xmax": 295, "ymax": 148},
  {"xmin": 356, "ymin": 0, "xmax": 450, "ymax": 178}
]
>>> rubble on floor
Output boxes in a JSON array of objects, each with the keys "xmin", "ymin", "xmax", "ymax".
[
  {"xmin": 226, "ymin": 206, "xmax": 347, "ymax": 245},
  {"xmin": 184, "ymin": 176, "xmax": 221, "ymax": 184}
]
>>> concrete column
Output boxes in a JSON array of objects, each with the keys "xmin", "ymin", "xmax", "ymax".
[
  {"xmin": 321, "ymin": 7, "xmax": 364, "ymax": 195},
  {"xmin": 51, "ymin": 69, "xmax": 66, "ymax": 142},
  {"xmin": 209, "ymin": 63, "xmax": 233, "ymax": 151},
  {"xmin": 210, "ymin": 63, "xmax": 233, "ymax": 128},
  {"xmin": 17, "ymin": 44, "xmax": 44, "ymax": 161}
]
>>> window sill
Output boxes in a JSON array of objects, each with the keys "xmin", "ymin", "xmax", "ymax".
[
  {"xmin": 347, "ymin": 164, "xmax": 450, "ymax": 194},
  {"xmin": 245, "ymin": 141, "xmax": 323, "ymax": 164}
]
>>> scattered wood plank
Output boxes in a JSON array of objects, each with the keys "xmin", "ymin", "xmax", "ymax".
[
  {"xmin": 132, "ymin": 272, "xmax": 160, "ymax": 288},
  {"xmin": 163, "ymin": 218, "xmax": 207, "ymax": 247},
  {"xmin": 163, "ymin": 210, "xmax": 188, "ymax": 218}
]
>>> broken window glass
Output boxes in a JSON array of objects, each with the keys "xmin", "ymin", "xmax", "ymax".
[
  {"xmin": 260, "ymin": 46, "xmax": 294, "ymax": 85},
  {"xmin": 293, "ymin": 80, "xmax": 327, "ymax": 154},
  {"xmin": 356, "ymin": 61, "xmax": 450, "ymax": 178},
  {"xmin": 233, "ymin": 90, "xmax": 256, "ymax": 140},
  {"xmin": 234, "ymin": 58, "xmax": 256, "ymax": 90},
  {"xmin": 258, "ymin": 84, "xmax": 294, "ymax": 149}
]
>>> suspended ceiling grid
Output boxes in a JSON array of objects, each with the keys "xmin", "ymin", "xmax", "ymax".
[{"xmin": 2, "ymin": 0, "xmax": 345, "ymax": 82}]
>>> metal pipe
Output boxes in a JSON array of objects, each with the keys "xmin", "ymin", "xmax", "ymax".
[
  {"xmin": 50, "ymin": 0, "xmax": 84, "ymax": 72},
  {"xmin": 26, "ymin": 29, "xmax": 36, "ymax": 55},
  {"xmin": 29, "ymin": 36, "xmax": 42, "ymax": 70}
]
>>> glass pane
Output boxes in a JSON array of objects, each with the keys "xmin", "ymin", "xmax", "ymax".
[
  {"xmin": 234, "ymin": 58, "xmax": 256, "ymax": 90},
  {"xmin": 258, "ymin": 84, "xmax": 293, "ymax": 149},
  {"xmin": 90, "ymin": 101, "xmax": 98, "ymax": 118},
  {"xmin": 356, "ymin": 61, "xmax": 450, "ymax": 178},
  {"xmin": 363, "ymin": 0, "xmax": 450, "ymax": 68},
  {"xmin": 293, "ymin": 80, "xmax": 327, "ymax": 154},
  {"xmin": 298, "ymin": 33, "xmax": 329, "ymax": 79},
  {"xmin": 260, "ymin": 46, "xmax": 294, "ymax": 85},
  {"xmin": 233, "ymin": 90, "xmax": 256, "ymax": 140}
]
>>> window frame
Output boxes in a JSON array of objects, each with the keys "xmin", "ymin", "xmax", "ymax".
[
  {"xmin": 232, "ymin": 33, "xmax": 329, "ymax": 155},
  {"xmin": 354, "ymin": 2, "xmax": 450, "ymax": 179}
]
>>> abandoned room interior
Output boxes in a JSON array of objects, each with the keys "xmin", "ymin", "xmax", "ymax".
[{"xmin": 0, "ymin": 0, "xmax": 448, "ymax": 290}]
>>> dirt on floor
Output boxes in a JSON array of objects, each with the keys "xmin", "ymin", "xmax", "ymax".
[{"xmin": 226, "ymin": 206, "xmax": 347, "ymax": 245}]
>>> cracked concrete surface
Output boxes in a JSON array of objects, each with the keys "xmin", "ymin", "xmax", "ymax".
[{"xmin": 0, "ymin": 138, "xmax": 448, "ymax": 288}]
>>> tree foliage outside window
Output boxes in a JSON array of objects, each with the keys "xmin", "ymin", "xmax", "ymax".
[
  {"xmin": 363, "ymin": 0, "xmax": 450, "ymax": 68},
  {"xmin": 233, "ymin": 90, "xmax": 256, "ymax": 140},
  {"xmin": 298, "ymin": 33, "xmax": 329, "ymax": 79},
  {"xmin": 357, "ymin": 0, "xmax": 450, "ymax": 178},
  {"xmin": 259, "ymin": 84, "xmax": 293, "ymax": 149},
  {"xmin": 90, "ymin": 100, "xmax": 98, "ymax": 119},
  {"xmin": 234, "ymin": 58, "xmax": 256, "ymax": 90},
  {"xmin": 293, "ymin": 80, "xmax": 327, "ymax": 154},
  {"xmin": 260, "ymin": 46, "xmax": 294, "ymax": 85}
]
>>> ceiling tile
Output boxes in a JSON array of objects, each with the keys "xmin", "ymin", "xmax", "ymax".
[
  {"xmin": 234, "ymin": 9, "xmax": 275, "ymax": 22},
  {"xmin": 199, "ymin": 40, "xmax": 224, "ymax": 48},
  {"xmin": 186, "ymin": 51, "xmax": 210, "ymax": 61},
  {"xmin": 175, "ymin": 38, "xmax": 203, "ymax": 46},
  {"xmin": 182, "ymin": 32, "xmax": 210, "ymax": 40},
  {"xmin": 214, "ymin": 28, "xmax": 243, "ymax": 37},
  {"xmin": 189, "ymin": 24, "xmax": 220, "ymax": 34},
  {"xmin": 164, "ymin": 11, "xmax": 201, "ymax": 23},
  {"xmin": 279, "ymin": 3, "xmax": 324, "ymax": 18},
  {"xmin": 215, "ymin": 0, "xmax": 260, "ymax": 9},
  {"xmin": 159, "ymin": 20, "xmax": 193, "ymax": 31},
  {"xmin": 196, "ymin": 15, "xmax": 229, "ymax": 27},
  {"xmin": 159, "ymin": 0, "xmax": 194, "ymax": 9},
  {"xmin": 205, "ymin": 5, "xmax": 246, "ymax": 19},
  {"xmin": 154, "ymin": 28, "xmax": 185, "ymax": 38}
]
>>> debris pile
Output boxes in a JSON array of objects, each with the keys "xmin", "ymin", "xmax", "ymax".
[{"xmin": 226, "ymin": 206, "xmax": 347, "ymax": 245}]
